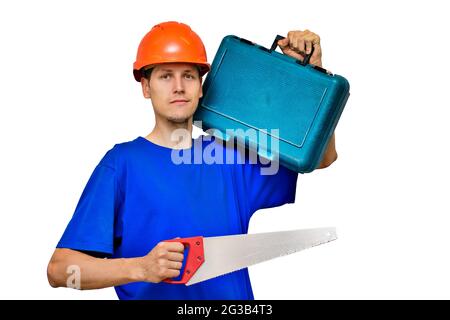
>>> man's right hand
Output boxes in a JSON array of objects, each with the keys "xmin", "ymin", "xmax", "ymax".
[{"xmin": 138, "ymin": 240, "xmax": 185, "ymax": 283}]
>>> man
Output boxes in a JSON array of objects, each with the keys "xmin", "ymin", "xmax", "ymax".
[{"xmin": 47, "ymin": 21, "xmax": 337, "ymax": 299}]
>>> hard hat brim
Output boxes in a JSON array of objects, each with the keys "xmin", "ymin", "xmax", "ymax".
[{"xmin": 133, "ymin": 62, "xmax": 210, "ymax": 82}]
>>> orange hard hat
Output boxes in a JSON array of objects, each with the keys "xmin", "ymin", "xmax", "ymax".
[{"xmin": 133, "ymin": 21, "xmax": 210, "ymax": 82}]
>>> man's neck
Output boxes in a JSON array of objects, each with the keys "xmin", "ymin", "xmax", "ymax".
[{"xmin": 145, "ymin": 117, "xmax": 193, "ymax": 150}]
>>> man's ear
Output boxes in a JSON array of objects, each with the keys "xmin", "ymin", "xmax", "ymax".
[
  {"xmin": 199, "ymin": 79, "xmax": 203, "ymax": 98},
  {"xmin": 141, "ymin": 77, "xmax": 151, "ymax": 99}
]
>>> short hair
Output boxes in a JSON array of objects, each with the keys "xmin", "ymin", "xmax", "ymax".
[
  {"xmin": 141, "ymin": 65, "xmax": 202, "ymax": 81},
  {"xmin": 142, "ymin": 67, "xmax": 153, "ymax": 80}
]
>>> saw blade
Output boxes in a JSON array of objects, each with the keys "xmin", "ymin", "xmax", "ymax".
[{"xmin": 186, "ymin": 227, "xmax": 336, "ymax": 286}]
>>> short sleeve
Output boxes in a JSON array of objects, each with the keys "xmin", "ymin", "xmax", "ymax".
[
  {"xmin": 234, "ymin": 147, "xmax": 299, "ymax": 215},
  {"xmin": 56, "ymin": 148, "xmax": 122, "ymax": 256}
]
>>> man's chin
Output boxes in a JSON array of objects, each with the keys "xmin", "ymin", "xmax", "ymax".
[{"xmin": 166, "ymin": 115, "xmax": 193, "ymax": 124}]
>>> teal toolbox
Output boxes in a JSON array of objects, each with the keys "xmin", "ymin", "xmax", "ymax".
[{"xmin": 194, "ymin": 35, "xmax": 350, "ymax": 173}]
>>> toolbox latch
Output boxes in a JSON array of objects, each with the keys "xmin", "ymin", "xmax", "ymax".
[
  {"xmin": 239, "ymin": 38, "xmax": 254, "ymax": 46},
  {"xmin": 313, "ymin": 65, "xmax": 333, "ymax": 75}
]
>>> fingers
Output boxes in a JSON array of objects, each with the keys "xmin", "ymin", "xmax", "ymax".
[
  {"xmin": 157, "ymin": 243, "xmax": 184, "ymax": 265},
  {"xmin": 278, "ymin": 37, "xmax": 302, "ymax": 60},
  {"xmin": 277, "ymin": 29, "xmax": 322, "ymax": 65},
  {"xmin": 142, "ymin": 240, "xmax": 188, "ymax": 283},
  {"xmin": 155, "ymin": 243, "xmax": 185, "ymax": 263},
  {"xmin": 305, "ymin": 41, "xmax": 312, "ymax": 56},
  {"xmin": 165, "ymin": 269, "xmax": 181, "ymax": 279},
  {"xmin": 277, "ymin": 37, "xmax": 290, "ymax": 49},
  {"xmin": 153, "ymin": 243, "xmax": 185, "ymax": 281},
  {"xmin": 160, "ymin": 241, "xmax": 185, "ymax": 253},
  {"xmin": 155, "ymin": 264, "xmax": 181, "ymax": 281},
  {"xmin": 165, "ymin": 260, "xmax": 183, "ymax": 270},
  {"xmin": 286, "ymin": 30, "xmax": 320, "ymax": 55},
  {"xmin": 293, "ymin": 36, "xmax": 305, "ymax": 54},
  {"xmin": 166, "ymin": 251, "xmax": 184, "ymax": 262}
]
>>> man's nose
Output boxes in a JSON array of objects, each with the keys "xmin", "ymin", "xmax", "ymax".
[{"xmin": 173, "ymin": 75, "xmax": 185, "ymax": 93}]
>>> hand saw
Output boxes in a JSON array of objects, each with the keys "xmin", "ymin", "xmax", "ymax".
[{"xmin": 163, "ymin": 227, "xmax": 337, "ymax": 286}]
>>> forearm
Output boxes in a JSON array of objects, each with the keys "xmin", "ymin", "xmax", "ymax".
[
  {"xmin": 47, "ymin": 248, "xmax": 144, "ymax": 290},
  {"xmin": 317, "ymin": 133, "xmax": 337, "ymax": 169}
]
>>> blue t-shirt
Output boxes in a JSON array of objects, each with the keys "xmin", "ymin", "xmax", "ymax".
[{"xmin": 56, "ymin": 135, "xmax": 298, "ymax": 300}]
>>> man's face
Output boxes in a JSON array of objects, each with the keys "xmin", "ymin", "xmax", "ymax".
[{"xmin": 141, "ymin": 63, "xmax": 203, "ymax": 124}]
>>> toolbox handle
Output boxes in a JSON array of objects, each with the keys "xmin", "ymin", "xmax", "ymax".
[{"xmin": 270, "ymin": 34, "xmax": 314, "ymax": 66}]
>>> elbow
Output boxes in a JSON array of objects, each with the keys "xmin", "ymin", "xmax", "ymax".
[
  {"xmin": 47, "ymin": 249, "xmax": 86, "ymax": 290},
  {"xmin": 317, "ymin": 153, "xmax": 338, "ymax": 169},
  {"xmin": 47, "ymin": 260, "xmax": 60, "ymax": 288},
  {"xmin": 47, "ymin": 250, "xmax": 70, "ymax": 288}
]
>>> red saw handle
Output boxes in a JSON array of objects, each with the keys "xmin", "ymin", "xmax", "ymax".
[{"xmin": 163, "ymin": 236, "xmax": 204, "ymax": 284}]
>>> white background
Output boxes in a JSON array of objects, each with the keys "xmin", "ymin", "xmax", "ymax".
[{"xmin": 1, "ymin": 0, "xmax": 449, "ymax": 299}]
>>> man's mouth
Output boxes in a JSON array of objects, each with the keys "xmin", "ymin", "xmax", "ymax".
[{"xmin": 170, "ymin": 99, "xmax": 190, "ymax": 104}]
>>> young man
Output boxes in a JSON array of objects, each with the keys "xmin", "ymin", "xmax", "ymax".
[{"xmin": 47, "ymin": 21, "xmax": 337, "ymax": 299}]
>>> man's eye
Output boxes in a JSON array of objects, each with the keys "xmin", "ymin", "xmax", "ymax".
[
  {"xmin": 160, "ymin": 74, "xmax": 171, "ymax": 79},
  {"xmin": 185, "ymin": 74, "xmax": 195, "ymax": 79}
]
